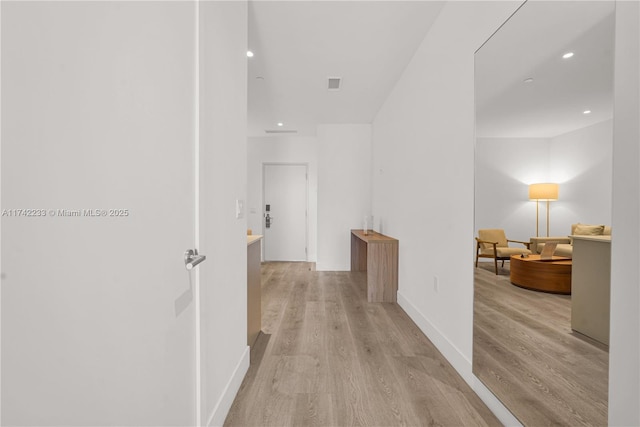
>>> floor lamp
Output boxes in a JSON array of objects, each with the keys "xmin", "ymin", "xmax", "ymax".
[{"xmin": 529, "ymin": 183, "xmax": 559, "ymax": 237}]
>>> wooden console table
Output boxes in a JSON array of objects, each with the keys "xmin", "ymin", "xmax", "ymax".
[
  {"xmin": 247, "ymin": 235, "xmax": 263, "ymax": 347},
  {"xmin": 350, "ymin": 229, "xmax": 399, "ymax": 302}
]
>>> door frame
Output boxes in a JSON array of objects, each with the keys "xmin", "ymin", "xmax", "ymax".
[
  {"xmin": 262, "ymin": 162, "xmax": 309, "ymax": 262},
  {"xmin": 193, "ymin": 1, "xmax": 202, "ymax": 424}
]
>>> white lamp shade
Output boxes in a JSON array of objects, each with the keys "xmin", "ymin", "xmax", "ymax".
[{"xmin": 529, "ymin": 183, "xmax": 559, "ymax": 201}]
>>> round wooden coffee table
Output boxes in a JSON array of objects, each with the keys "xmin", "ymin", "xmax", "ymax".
[{"xmin": 510, "ymin": 255, "xmax": 572, "ymax": 294}]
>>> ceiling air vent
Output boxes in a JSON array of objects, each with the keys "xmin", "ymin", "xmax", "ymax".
[
  {"xmin": 327, "ymin": 77, "xmax": 341, "ymax": 91},
  {"xmin": 265, "ymin": 130, "xmax": 298, "ymax": 134}
]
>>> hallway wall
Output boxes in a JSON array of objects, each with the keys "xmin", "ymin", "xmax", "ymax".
[
  {"xmin": 317, "ymin": 124, "xmax": 372, "ymax": 271},
  {"xmin": 373, "ymin": 0, "xmax": 521, "ymax": 374},
  {"xmin": 371, "ymin": 1, "xmax": 549, "ymax": 424}
]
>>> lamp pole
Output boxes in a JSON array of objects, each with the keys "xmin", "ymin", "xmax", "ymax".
[
  {"xmin": 546, "ymin": 199, "xmax": 551, "ymax": 237},
  {"xmin": 536, "ymin": 199, "xmax": 540, "ymax": 237}
]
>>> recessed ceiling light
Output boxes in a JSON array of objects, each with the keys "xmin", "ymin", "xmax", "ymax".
[
  {"xmin": 562, "ymin": 52, "xmax": 574, "ymax": 59},
  {"xmin": 523, "ymin": 78, "xmax": 534, "ymax": 83},
  {"xmin": 583, "ymin": 110, "xmax": 592, "ymax": 114},
  {"xmin": 277, "ymin": 122, "xmax": 284, "ymax": 127},
  {"xmin": 246, "ymin": 51, "xmax": 254, "ymax": 58},
  {"xmin": 265, "ymin": 130, "xmax": 298, "ymax": 134}
]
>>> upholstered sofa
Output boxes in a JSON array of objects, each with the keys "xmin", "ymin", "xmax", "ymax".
[{"xmin": 530, "ymin": 223, "xmax": 611, "ymax": 258}]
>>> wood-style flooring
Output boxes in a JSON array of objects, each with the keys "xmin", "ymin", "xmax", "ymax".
[
  {"xmin": 225, "ymin": 262, "xmax": 500, "ymax": 427},
  {"xmin": 474, "ymin": 262, "xmax": 609, "ymax": 426}
]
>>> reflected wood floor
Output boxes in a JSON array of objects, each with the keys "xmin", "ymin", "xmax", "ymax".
[
  {"xmin": 474, "ymin": 262, "xmax": 608, "ymax": 426},
  {"xmin": 225, "ymin": 262, "xmax": 500, "ymax": 427}
]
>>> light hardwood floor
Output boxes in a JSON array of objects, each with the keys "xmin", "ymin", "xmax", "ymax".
[
  {"xmin": 225, "ymin": 262, "xmax": 500, "ymax": 427},
  {"xmin": 474, "ymin": 262, "xmax": 609, "ymax": 426}
]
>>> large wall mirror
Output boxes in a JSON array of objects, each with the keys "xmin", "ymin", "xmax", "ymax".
[{"xmin": 473, "ymin": 1, "xmax": 614, "ymax": 425}]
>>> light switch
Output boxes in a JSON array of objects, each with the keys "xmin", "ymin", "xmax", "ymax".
[{"xmin": 235, "ymin": 199, "xmax": 245, "ymax": 219}]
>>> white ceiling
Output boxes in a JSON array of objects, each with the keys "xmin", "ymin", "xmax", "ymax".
[
  {"xmin": 247, "ymin": 1, "xmax": 445, "ymax": 137},
  {"xmin": 248, "ymin": 1, "xmax": 616, "ymax": 140},
  {"xmin": 475, "ymin": 1, "xmax": 615, "ymax": 139}
]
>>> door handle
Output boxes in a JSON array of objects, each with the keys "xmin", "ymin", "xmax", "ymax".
[{"xmin": 184, "ymin": 249, "xmax": 206, "ymax": 270}]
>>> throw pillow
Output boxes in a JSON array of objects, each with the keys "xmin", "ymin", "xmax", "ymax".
[{"xmin": 574, "ymin": 224, "xmax": 605, "ymax": 236}]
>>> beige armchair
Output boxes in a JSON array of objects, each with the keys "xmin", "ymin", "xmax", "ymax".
[{"xmin": 476, "ymin": 229, "xmax": 532, "ymax": 275}]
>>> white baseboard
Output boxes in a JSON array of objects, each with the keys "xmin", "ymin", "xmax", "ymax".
[
  {"xmin": 471, "ymin": 376, "xmax": 522, "ymax": 426},
  {"xmin": 206, "ymin": 346, "xmax": 250, "ymax": 427},
  {"xmin": 397, "ymin": 292, "xmax": 472, "ymax": 379},
  {"xmin": 396, "ymin": 292, "xmax": 521, "ymax": 427}
]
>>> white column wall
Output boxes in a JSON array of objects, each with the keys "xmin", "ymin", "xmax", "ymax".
[
  {"xmin": 609, "ymin": 1, "xmax": 640, "ymax": 425},
  {"xmin": 199, "ymin": 2, "xmax": 250, "ymax": 426}
]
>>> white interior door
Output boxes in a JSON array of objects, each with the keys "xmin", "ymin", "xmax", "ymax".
[
  {"xmin": 263, "ymin": 164, "xmax": 308, "ymax": 261},
  {"xmin": 1, "ymin": 2, "xmax": 198, "ymax": 425}
]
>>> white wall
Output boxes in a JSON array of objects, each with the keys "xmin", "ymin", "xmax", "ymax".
[
  {"xmin": 198, "ymin": 2, "xmax": 249, "ymax": 426},
  {"xmin": 475, "ymin": 119, "xmax": 613, "ymax": 241},
  {"xmin": 373, "ymin": 1, "xmax": 639, "ymax": 425},
  {"xmin": 549, "ymin": 120, "xmax": 613, "ymax": 232},
  {"xmin": 475, "ymin": 137, "xmax": 550, "ymax": 241},
  {"xmin": 247, "ymin": 136, "xmax": 318, "ymax": 262},
  {"xmin": 316, "ymin": 124, "xmax": 372, "ymax": 271},
  {"xmin": 609, "ymin": 1, "xmax": 640, "ymax": 425}
]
